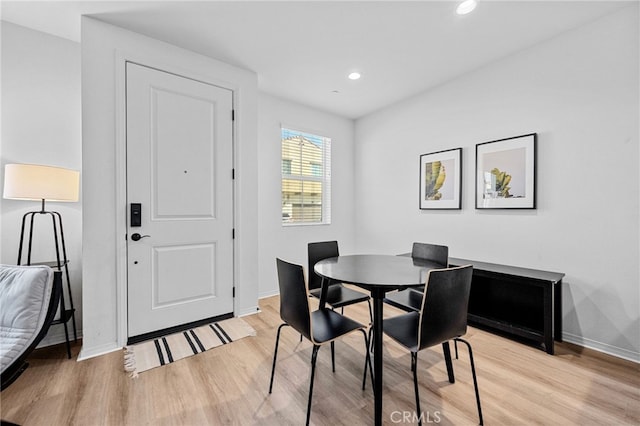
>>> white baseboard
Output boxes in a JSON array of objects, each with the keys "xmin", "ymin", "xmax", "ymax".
[
  {"xmin": 238, "ymin": 308, "xmax": 262, "ymax": 316},
  {"xmin": 259, "ymin": 289, "xmax": 279, "ymax": 299},
  {"xmin": 562, "ymin": 332, "xmax": 640, "ymax": 363},
  {"xmin": 37, "ymin": 327, "xmax": 82, "ymax": 349},
  {"xmin": 77, "ymin": 342, "xmax": 122, "ymax": 361},
  {"xmin": 36, "ymin": 325, "xmax": 121, "ymax": 362},
  {"xmin": 236, "ymin": 305, "xmax": 260, "ymax": 317}
]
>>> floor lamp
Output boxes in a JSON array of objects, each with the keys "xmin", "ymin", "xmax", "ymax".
[{"xmin": 3, "ymin": 163, "xmax": 80, "ymax": 359}]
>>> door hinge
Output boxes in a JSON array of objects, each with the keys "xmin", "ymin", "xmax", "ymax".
[
  {"xmin": 233, "ymin": 287, "xmax": 236, "ymax": 298},
  {"xmin": 232, "ymin": 109, "xmax": 235, "ymax": 121},
  {"xmin": 232, "ymin": 168, "xmax": 235, "ymax": 180},
  {"xmin": 232, "ymin": 228, "xmax": 235, "ymax": 239}
]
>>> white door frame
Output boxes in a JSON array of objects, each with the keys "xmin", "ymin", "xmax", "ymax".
[{"xmin": 114, "ymin": 50, "xmax": 238, "ymax": 347}]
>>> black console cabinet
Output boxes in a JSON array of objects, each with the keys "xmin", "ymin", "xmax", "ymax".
[{"xmin": 449, "ymin": 257, "xmax": 565, "ymax": 355}]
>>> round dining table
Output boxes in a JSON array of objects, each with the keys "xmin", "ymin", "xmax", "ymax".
[{"xmin": 314, "ymin": 254, "xmax": 442, "ymax": 426}]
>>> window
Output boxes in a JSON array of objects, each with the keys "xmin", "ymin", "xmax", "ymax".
[
  {"xmin": 310, "ymin": 162, "xmax": 322, "ymax": 177},
  {"xmin": 282, "ymin": 159, "xmax": 292, "ymax": 175},
  {"xmin": 281, "ymin": 128, "xmax": 331, "ymax": 225}
]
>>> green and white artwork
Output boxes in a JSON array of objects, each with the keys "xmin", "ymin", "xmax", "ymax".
[
  {"xmin": 476, "ymin": 133, "xmax": 536, "ymax": 209},
  {"xmin": 420, "ymin": 148, "xmax": 461, "ymax": 210}
]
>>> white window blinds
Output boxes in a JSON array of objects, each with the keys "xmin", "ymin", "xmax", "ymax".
[{"xmin": 281, "ymin": 128, "xmax": 331, "ymax": 225}]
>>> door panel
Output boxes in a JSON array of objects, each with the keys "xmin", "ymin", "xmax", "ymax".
[
  {"xmin": 126, "ymin": 62, "xmax": 234, "ymax": 338},
  {"xmin": 153, "ymin": 243, "xmax": 216, "ymax": 306},
  {"xmin": 153, "ymin": 88, "xmax": 217, "ymax": 218}
]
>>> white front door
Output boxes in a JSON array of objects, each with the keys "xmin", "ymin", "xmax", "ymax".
[{"xmin": 126, "ymin": 62, "xmax": 234, "ymax": 338}]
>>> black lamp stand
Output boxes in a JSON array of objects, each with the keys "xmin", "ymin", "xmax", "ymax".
[{"xmin": 17, "ymin": 199, "xmax": 77, "ymax": 359}]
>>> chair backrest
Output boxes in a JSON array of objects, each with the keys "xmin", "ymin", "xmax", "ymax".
[
  {"xmin": 307, "ymin": 241, "xmax": 340, "ymax": 290},
  {"xmin": 417, "ymin": 265, "xmax": 473, "ymax": 350},
  {"xmin": 412, "ymin": 242, "xmax": 449, "ymax": 267},
  {"xmin": 276, "ymin": 258, "xmax": 312, "ymax": 339},
  {"xmin": 1, "ymin": 265, "xmax": 61, "ymax": 390}
]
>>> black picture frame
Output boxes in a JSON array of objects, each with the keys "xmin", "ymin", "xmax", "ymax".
[
  {"xmin": 475, "ymin": 133, "xmax": 537, "ymax": 209},
  {"xmin": 419, "ymin": 147, "xmax": 462, "ymax": 210}
]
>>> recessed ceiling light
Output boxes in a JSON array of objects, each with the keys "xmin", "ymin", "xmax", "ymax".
[
  {"xmin": 348, "ymin": 72, "xmax": 361, "ymax": 80},
  {"xmin": 456, "ymin": 0, "xmax": 477, "ymax": 15}
]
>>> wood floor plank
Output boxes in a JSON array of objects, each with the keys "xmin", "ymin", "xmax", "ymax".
[{"xmin": 1, "ymin": 294, "xmax": 638, "ymax": 425}]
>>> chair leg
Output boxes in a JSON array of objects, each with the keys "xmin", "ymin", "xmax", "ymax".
[
  {"xmin": 359, "ymin": 329, "xmax": 374, "ymax": 391},
  {"xmin": 269, "ymin": 323, "xmax": 289, "ymax": 394},
  {"xmin": 442, "ymin": 341, "xmax": 455, "ymax": 383},
  {"xmin": 455, "ymin": 339, "xmax": 459, "ymax": 359},
  {"xmin": 411, "ymin": 352, "xmax": 422, "ymax": 426},
  {"xmin": 306, "ymin": 345, "xmax": 320, "ymax": 426},
  {"xmin": 331, "ymin": 341, "xmax": 336, "ymax": 373},
  {"xmin": 455, "ymin": 338, "xmax": 483, "ymax": 425},
  {"xmin": 367, "ymin": 299, "xmax": 373, "ymax": 325}
]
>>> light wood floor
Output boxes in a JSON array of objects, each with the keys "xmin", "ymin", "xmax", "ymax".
[{"xmin": 1, "ymin": 294, "xmax": 638, "ymax": 425}]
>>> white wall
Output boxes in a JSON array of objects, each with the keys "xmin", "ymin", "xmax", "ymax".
[
  {"xmin": 3, "ymin": 6, "xmax": 637, "ymax": 362},
  {"xmin": 354, "ymin": 6, "xmax": 639, "ymax": 361},
  {"xmin": 0, "ymin": 19, "xmax": 355, "ymax": 358},
  {"xmin": 81, "ymin": 18, "xmax": 258, "ymax": 359},
  {"xmin": 257, "ymin": 94, "xmax": 356, "ymax": 297},
  {"xmin": 0, "ymin": 22, "xmax": 83, "ymax": 346}
]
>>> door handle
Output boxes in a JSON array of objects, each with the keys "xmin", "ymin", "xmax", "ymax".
[{"xmin": 131, "ymin": 233, "xmax": 150, "ymax": 241}]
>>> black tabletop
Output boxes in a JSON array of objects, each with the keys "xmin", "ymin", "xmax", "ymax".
[{"xmin": 314, "ymin": 254, "xmax": 443, "ymax": 289}]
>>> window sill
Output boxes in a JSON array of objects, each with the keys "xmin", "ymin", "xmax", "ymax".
[{"xmin": 282, "ymin": 222, "xmax": 331, "ymax": 227}]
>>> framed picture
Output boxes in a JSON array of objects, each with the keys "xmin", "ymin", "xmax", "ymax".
[
  {"xmin": 419, "ymin": 148, "xmax": 462, "ymax": 210},
  {"xmin": 475, "ymin": 133, "xmax": 537, "ymax": 209}
]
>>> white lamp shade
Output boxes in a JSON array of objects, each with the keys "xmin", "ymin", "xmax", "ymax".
[{"xmin": 3, "ymin": 164, "xmax": 79, "ymax": 202}]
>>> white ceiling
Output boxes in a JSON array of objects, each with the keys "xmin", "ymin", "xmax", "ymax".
[{"xmin": 1, "ymin": 1, "xmax": 632, "ymax": 119}]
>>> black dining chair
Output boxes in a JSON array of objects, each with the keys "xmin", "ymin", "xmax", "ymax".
[
  {"xmin": 269, "ymin": 258, "xmax": 372, "ymax": 426},
  {"xmin": 382, "ymin": 242, "xmax": 459, "ymax": 374},
  {"xmin": 383, "ymin": 242, "xmax": 449, "ymax": 312},
  {"xmin": 308, "ymin": 241, "xmax": 373, "ymax": 324},
  {"xmin": 383, "ymin": 265, "xmax": 483, "ymax": 426}
]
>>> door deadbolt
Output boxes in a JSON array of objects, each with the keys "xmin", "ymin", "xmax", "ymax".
[{"xmin": 130, "ymin": 203, "xmax": 142, "ymax": 227}]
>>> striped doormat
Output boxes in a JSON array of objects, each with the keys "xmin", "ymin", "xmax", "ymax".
[{"xmin": 124, "ymin": 317, "xmax": 256, "ymax": 377}]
